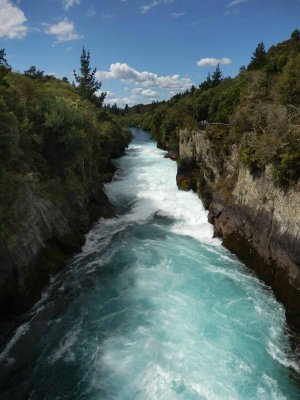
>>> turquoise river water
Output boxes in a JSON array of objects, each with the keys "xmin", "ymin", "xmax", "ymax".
[{"xmin": 0, "ymin": 128, "xmax": 299, "ymax": 399}]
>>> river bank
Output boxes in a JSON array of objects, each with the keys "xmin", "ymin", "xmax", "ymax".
[
  {"xmin": 173, "ymin": 128, "xmax": 300, "ymax": 356},
  {"xmin": 0, "ymin": 138, "xmax": 130, "ymax": 322}
]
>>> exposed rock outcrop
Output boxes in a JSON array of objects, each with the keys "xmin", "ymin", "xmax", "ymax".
[
  {"xmin": 164, "ymin": 150, "xmax": 178, "ymax": 161},
  {"xmin": 0, "ymin": 154, "xmax": 125, "ymax": 320},
  {"xmin": 177, "ymin": 128, "xmax": 300, "ymax": 334}
]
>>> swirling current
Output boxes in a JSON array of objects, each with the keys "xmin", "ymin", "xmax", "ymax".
[{"xmin": 0, "ymin": 128, "xmax": 299, "ymax": 399}]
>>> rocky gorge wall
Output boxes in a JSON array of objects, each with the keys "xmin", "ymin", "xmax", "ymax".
[
  {"xmin": 0, "ymin": 148, "xmax": 127, "ymax": 322},
  {"xmin": 176, "ymin": 128, "xmax": 300, "ymax": 335}
]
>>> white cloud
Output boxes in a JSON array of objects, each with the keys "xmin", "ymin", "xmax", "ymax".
[
  {"xmin": 141, "ymin": 0, "xmax": 160, "ymax": 13},
  {"xmin": 96, "ymin": 63, "xmax": 193, "ymax": 93},
  {"xmin": 227, "ymin": 0, "xmax": 248, "ymax": 7},
  {"xmin": 95, "ymin": 90, "xmax": 123, "ymax": 107},
  {"xmin": 62, "ymin": 0, "xmax": 80, "ymax": 10},
  {"xmin": 44, "ymin": 18, "xmax": 82, "ymax": 43},
  {"xmin": 141, "ymin": 0, "xmax": 174, "ymax": 14},
  {"xmin": 197, "ymin": 57, "xmax": 232, "ymax": 67},
  {"xmin": 171, "ymin": 12, "xmax": 186, "ymax": 18},
  {"xmin": 132, "ymin": 87, "xmax": 159, "ymax": 98},
  {"xmin": 105, "ymin": 87, "xmax": 159, "ymax": 107},
  {"xmin": 0, "ymin": 0, "xmax": 28, "ymax": 39}
]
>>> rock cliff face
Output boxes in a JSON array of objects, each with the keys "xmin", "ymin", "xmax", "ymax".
[
  {"xmin": 0, "ymin": 158, "xmax": 122, "ymax": 320},
  {"xmin": 177, "ymin": 128, "xmax": 300, "ymax": 333}
]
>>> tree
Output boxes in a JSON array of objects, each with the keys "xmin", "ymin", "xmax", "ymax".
[
  {"xmin": 278, "ymin": 53, "xmax": 300, "ymax": 106},
  {"xmin": 24, "ymin": 66, "xmax": 44, "ymax": 79},
  {"xmin": 73, "ymin": 47, "xmax": 106, "ymax": 107},
  {"xmin": 190, "ymin": 85, "xmax": 196, "ymax": 95},
  {"xmin": 0, "ymin": 49, "xmax": 11, "ymax": 87},
  {"xmin": 248, "ymin": 42, "xmax": 267, "ymax": 70},
  {"xmin": 0, "ymin": 98, "xmax": 19, "ymax": 160},
  {"xmin": 211, "ymin": 64, "xmax": 223, "ymax": 87},
  {"xmin": 0, "ymin": 49, "xmax": 10, "ymax": 69},
  {"xmin": 111, "ymin": 103, "xmax": 119, "ymax": 115},
  {"xmin": 200, "ymin": 72, "xmax": 212, "ymax": 90},
  {"xmin": 291, "ymin": 29, "xmax": 300, "ymax": 42}
]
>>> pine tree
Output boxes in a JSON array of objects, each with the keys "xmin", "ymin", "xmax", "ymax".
[
  {"xmin": 0, "ymin": 49, "xmax": 11, "ymax": 87},
  {"xmin": 0, "ymin": 49, "xmax": 10, "ymax": 69},
  {"xmin": 190, "ymin": 85, "xmax": 196, "ymax": 95},
  {"xmin": 291, "ymin": 29, "xmax": 300, "ymax": 42},
  {"xmin": 211, "ymin": 64, "xmax": 222, "ymax": 86},
  {"xmin": 73, "ymin": 47, "xmax": 106, "ymax": 107},
  {"xmin": 248, "ymin": 42, "xmax": 267, "ymax": 70}
]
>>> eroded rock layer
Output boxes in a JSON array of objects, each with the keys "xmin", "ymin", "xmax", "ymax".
[{"xmin": 177, "ymin": 128, "xmax": 300, "ymax": 333}]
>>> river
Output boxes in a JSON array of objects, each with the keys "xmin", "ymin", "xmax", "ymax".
[{"xmin": 0, "ymin": 128, "xmax": 299, "ymax": 399}]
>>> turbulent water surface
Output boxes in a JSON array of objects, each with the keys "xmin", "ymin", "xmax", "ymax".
[{"xmin": 0, "ymin": 128, "xmax": 299, "ymax": 400}]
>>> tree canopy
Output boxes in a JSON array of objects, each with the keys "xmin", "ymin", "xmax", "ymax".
[
  {"xmin": 0, "ymin": 49, "xmax": 11, "ymax": 86},
  {"xmin": 291, "ymin": 29, "xmax": 300, "ymax": 42},
  {"xmin": 248, "ymin": 42, "xmax": 267, "ymax": 70},
  {"xmin": 212, "ymin": 64, "xmax": 223, "ymax": 87},
  {"xmin": 24, "ymin": 66, "xmax": 44, "ymax": 79}
]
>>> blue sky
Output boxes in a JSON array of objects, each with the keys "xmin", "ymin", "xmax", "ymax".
[{"xmin": 1, "ymin": 0, "xmax": 300, "ymax": 106}]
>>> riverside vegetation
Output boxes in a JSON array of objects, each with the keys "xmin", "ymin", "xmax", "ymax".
[{"xmin": 0, "ymin": 48, "xmax": 131, "ymax": 318}]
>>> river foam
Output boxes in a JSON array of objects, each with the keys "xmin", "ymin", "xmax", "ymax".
[{"xmin": 105, "ymin": 136, "xmax": 216, "ymax": 243}]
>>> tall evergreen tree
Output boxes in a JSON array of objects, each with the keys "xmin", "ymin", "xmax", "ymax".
[
  {"xmin": 73, "ymin": 47, "xmax": 106, "ymax": 107},
  {"xmin": 0, "ymin": 49, "xmax": 10, "ymax": 69},
  {"xmin": 211, "ymin": 64, "xmax": 223, "ymax": 86},
  {"xmin": 248, "ymin": 42, "xmax": 267, "ymax": 70},
  {"xmin": 0, "ymin": 49, "xmax": 11, "ymax": 87},
  {"xmin": 291, "ymin": 29, "xmax": 300, "ymax": 42}
]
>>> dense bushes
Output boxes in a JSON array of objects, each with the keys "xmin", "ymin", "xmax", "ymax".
[{"xmin": 0, "ymin": 70, "xmax": 130, "ymax": 240}]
